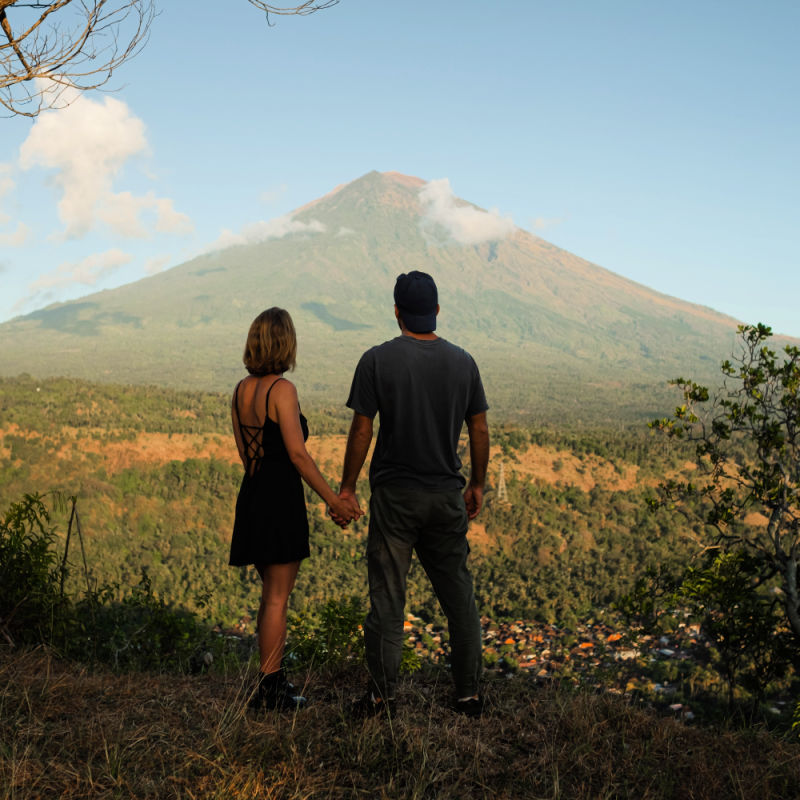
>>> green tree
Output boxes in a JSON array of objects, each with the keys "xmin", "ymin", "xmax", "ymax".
[
  {"xmin": 650, "ymin": 323, "xmax": 800, "ymax": 660},
  {"xmin": 678, "ymin": 550, "xmax": 793, "ymax": 712}
]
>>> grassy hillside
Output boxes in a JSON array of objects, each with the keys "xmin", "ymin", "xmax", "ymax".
[{"xmin": 2, "ymin": 649, "xmax": 798, "ymax": 799}]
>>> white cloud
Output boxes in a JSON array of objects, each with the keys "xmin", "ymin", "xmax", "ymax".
[
  {"xmin": 419, "ymin": 178, "xmax": 515, "ymax": 245},
  {"xmin": 144, "ymin": 255, "xmax": 171, "ymax": 275},
  {"xmin": 336, "ymin": 226, "xmax": 356, "ymax": 237},
  {"xmin": 151, "ymin": 197, "xmax": 193, "ymax": 234},
  {"xmin": 0, "ymin": 222, "xmax": 31, "ymax": 247},
  {"xmin": 29, "ymin": 248, "xmax": 132, "ymax": 292},
  {"xmin": 18, "ymin": 93, "xmax": 192, "ymax": 239},
  {"xmin": 204, "ymin": 215, "xmax": 326, "ymax": 252},
  {"xmin": 98, "ymin": 191, "xmax": 193, "ymax": 237}
]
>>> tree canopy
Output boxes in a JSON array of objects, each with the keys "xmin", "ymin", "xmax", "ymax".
[{"xmin": 647, "ymin": 324, "xmax": 800, "ymax": 703}]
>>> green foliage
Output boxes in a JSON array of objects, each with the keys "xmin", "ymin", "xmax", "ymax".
[
  {"xmin": 0, "ymin": 375, "xmax": 729, "ymax": 651},
  {"xmin": 649, "ymin": 324, "xmax": 800, "ymax": 652},
  {"xmin": 0, "ymin": 492, "xmax": 243, "ymax": 674},
  {"xmin": 67, "ymin": 569, "xmax": 222, "ymax": 673},
  {"xmin": 0, "ymin": 493, "xmax": 67, "ymax": 646},
  {"xmin": 640, "ymin": 324, "xmax": 800, "ymax": 715},
  {"xmin": 0, "ymin": 375, "xmax": 232, "ymax": 435},
  {"xmin": 286, "ymin": 596, "xmax": 421, "ymax": 675},
  {"xmin": 400, "ymin": 643, "xmax": 422, "ymax": 674},
  {"xmin": 615, "ymin": 565, "xmax": 681, "ymax": 632},
  {"xmin": 680, "ymin": 551, "xmax": 792, "ymax": 708},
  {"xmin": 620, "ymin": 552, "xmax": 796, "ymax": 722},
  {"xmin": 287, "ymin": 596, "xmax": 365, "ymax": 669}
]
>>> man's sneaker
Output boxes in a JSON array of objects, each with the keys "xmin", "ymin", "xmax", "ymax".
[
  {"xmin": 249, "ymin": 670, "xmax": 307, "ymax": 712},
  {"xmin": 350, "ymin": 691, "xmax": 396, "ymax": 719},
  {"xmin": 452, "ymin": 695, "xmax": 484, "ymax": 717}
]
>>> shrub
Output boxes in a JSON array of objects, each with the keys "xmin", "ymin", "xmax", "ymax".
[
  {"xmin": 67, "ymin": 569, "xmax": 218, "ymax": 672},
  {"xmin": 286, "ymin": 596, "xmax": 420, "ymax": 675},
  {"xmin": 0, "ymin": 493, "xmax": 68, "ymax": 646},
  {"xmin": 287, "ymin": 596, "xmax": 365, "ymax": 669}
]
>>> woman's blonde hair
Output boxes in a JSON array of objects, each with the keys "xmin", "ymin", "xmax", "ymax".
[{"xmin": 243, "ymin": 307, "xmax": 297, "ymax": 375}]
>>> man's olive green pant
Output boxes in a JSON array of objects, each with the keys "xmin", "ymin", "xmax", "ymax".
[{"xmin": 364, "ymin": 484, "xmax": 482, "ymax": 700}]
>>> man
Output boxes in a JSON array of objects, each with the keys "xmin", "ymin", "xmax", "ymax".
[{"xmin": 338, "ymin": 270, "xmax": 490, "ymax": 717}]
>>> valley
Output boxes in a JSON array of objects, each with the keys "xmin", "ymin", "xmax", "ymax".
[{"xmin": 0, "ymin": 375, "xmax": 697, "ymax": 632}]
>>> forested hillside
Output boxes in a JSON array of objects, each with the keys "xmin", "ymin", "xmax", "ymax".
[{"xmin": 0, "ymin": 375, "xmax": 700, "ymax": 631}]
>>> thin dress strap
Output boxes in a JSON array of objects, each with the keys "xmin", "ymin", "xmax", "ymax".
[{"xmin": 263, "ymin": 376, "xmax": 285, "ymax": 415}]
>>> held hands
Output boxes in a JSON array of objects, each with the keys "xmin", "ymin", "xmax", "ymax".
[{"xmin": 328, "ymin": 488, "xmax": 363, "ymax": 529}]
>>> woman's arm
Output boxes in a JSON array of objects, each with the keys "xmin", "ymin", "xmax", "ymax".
[
  {"xmin": 272, "ymin": 380, "xmax": 361, "ymax": 522},
  {"xmin": 231, "ymin": 386, "xmax": 247, "ymax": 468}
]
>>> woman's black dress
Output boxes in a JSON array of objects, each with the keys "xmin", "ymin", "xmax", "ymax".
[{"xmin": 229, "ymin": 378, "xmax": 310, "ymax": 566}]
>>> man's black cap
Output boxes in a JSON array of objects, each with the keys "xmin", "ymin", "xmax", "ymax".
[{"xmin": 394, "ymin": 271, "xmax": 438, "ymax": 333}]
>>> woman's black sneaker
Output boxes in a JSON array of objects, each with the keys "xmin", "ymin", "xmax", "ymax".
[{"xmin": 249, "ymin": 670, "xmax": 307, "ymax": 711}]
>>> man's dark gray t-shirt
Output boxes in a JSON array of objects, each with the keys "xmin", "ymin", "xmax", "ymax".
[{"xmin": 346, "ymin": 335, "xmax": 488, "ymax": 491}]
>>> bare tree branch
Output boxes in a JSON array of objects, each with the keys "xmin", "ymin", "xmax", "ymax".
[
  {"xmin": 246, "ymin": 0, "xmax": 339, "ymax": 16},
  {"xmin": 1, "ymin": 1, "xmax": 340, "ymax": 117},
  {"xmin": 0, "ymin": 0, "xmax": 154, "ymax": 117}
]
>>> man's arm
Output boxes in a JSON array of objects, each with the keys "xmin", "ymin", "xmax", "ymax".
[
  {"xmin": 338, "ymin": 411, "xmax": 374, "ymax": 508},
  {"xmin": 464, "ymin": 411, "xmax": 489, "ymax": 520}
]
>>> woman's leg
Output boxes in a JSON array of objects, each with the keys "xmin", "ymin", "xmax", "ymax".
[{"xmin": 255, "ymin": 561, "xmax": 301, "ymax": 675}]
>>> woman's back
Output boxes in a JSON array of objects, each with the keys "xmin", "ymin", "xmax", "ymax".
[{"xmin": 232, "ymin": 376, "xmax": 307, "ymax": 476}]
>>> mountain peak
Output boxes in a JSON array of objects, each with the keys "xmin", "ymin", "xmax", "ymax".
[
  {"xmin": 293, "ymin": 170, "xmax": 428, "ymax": 221},
  {"xmin": 380, "ymin": 171, "xmax": 426, "ymax": 188}
]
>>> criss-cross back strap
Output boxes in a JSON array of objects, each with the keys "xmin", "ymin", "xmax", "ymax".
[{"xmin": 234, "ymin": 378, "xmax": 285, "ymax": 473}]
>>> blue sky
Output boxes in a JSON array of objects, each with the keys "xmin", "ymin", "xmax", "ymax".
[{"xmin": 1, "ymin": 0, "xmax": 798, "ymax": 336}]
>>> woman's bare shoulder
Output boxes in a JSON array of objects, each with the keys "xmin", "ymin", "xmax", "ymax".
[{"xmin": 271, "ymin": 376, "xmax": 298, "ymax": 401}]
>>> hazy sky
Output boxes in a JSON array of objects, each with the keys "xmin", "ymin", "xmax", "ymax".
[{"xmin": 1, "ymin": 1, "xmax": 798, "ymax": 336}]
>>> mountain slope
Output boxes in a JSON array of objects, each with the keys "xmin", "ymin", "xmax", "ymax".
[{"xmin": 0, "ymin": 171, "xmax": 744, "ymax": 423}]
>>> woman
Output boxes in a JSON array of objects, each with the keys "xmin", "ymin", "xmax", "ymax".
[{"xmin": 230, "ymin": 307, "xmax": 359, "ymax": 711}]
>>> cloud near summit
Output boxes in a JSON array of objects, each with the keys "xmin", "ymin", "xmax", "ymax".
[
  {"xmin": 204, "ymin": 215, "xmax": 326, "ymax": 252},
  {"xmin": 419, "ymin": 178, "xmax": 515, "ymax": 245}
]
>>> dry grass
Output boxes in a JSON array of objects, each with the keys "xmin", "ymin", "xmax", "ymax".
[{"xmin": 1, "ymin": 649, "xmax": 798, "ymax": 799}]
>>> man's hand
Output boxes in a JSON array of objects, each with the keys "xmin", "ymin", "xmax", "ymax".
[
  {"xmin": 464, "ymin": 412, "xmax": 489, "ymax": 520},
  {"xmin": 464, "ymin": 483, "xmax": 484, "ymax": 520},
  {"xmin": 328, "ymin": 488, "xmax": 363, "ymax": 528},
  {"xmin": 330, "ymin": 412, "xmax": 373, "ymax": 528}
]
